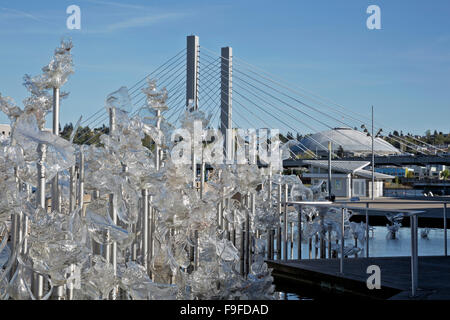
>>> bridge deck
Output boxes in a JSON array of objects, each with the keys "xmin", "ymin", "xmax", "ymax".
[{"xmin": 267, "ymin": 256, "xmax": 450, "ymax": 300}]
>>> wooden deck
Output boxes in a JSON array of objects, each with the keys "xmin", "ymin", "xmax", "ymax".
[{"xmin": 267, "ymin": 256, "xmax": 450, "ymax": 300}]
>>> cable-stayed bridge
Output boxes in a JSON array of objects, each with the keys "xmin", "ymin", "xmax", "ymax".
[{"xmin": 75, "ymin": 35, "xmax": 449, "ymax": 167}]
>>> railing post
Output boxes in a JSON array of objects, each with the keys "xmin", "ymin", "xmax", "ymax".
[
  {"xmin": 444, "ymin": 203, "xmax": 447, "ymax": 257},
  {"xmin": 410, "ymin": 214, "xmax": 418, "ymax": 297},
  {"xmin": 340, "ymin": 207, "xmax": 345, "ymax": 274},
  {"xmin": 283, "ymin": 184, "xmax": 288, "ymax": 261},
  {"xmin": 366, "ymin": 202, "xmax": 369, "ymax": 258},
  {"xmin": 277, "ymin": 183, "xmax": 283, "ymax": 260},
  {"xmin": 298, "ymin": 205, "xmax": 302, "ymax": 260}
]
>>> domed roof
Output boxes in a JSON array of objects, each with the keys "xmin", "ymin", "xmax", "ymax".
[{"xmin": 294, "ymin": 127, "xmax": 400, "ymax": 155}]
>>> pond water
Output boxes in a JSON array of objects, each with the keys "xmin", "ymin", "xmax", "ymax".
[{"xmin": 274, "ymin": 225, "xmax": 449, "ymax": 299}]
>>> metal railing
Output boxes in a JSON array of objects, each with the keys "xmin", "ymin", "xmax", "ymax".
[{"xmin": 275, "ymin": 199, "xmax": 449, "ymax": 297}]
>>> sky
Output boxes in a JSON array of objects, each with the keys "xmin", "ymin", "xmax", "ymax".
[{"xmin": 0, "ymin": 0, "xmax": 449, "ymax": 135}]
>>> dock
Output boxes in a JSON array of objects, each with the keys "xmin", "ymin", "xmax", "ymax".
[{"xmin": 267, "ymin": 256, "xmax": 450, "ymax": 300}]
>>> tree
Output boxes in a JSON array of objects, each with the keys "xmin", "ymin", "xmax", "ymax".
[
  {"xmin": 441, "ymin": 169, "xmax": 449, "ymax": 180},
  {"xmin": 286, "ymin": 131, "xmax": 294, "ymax": 140},
  {"xmin": 337, "ymin": 145, "xmax": 344, "ymax": 158}
]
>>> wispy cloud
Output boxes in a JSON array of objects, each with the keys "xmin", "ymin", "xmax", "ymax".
[
  {"xmin": 0, "ymin": 7, "xmax": 46, "ymax": 23},
  {"xmin": 83, "ymin": 0, "xmax": 148, "ymax": 10},
  {"xmin": 83, "ymin": 12, "xmax": 188, "ymax": 34},
  {"xmin": 107, "ymin": 12, "xmax": 185, "ymax": 32}
]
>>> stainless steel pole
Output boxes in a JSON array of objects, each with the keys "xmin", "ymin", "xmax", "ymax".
[
  {"xmin": 277, "ymin": 183, "xmax": 282, "ymax": 260},
  {"xmin": 142, "ymin": 189, "xmax": 149, "ymax": 272},
  {"xmin": 366, "ymin": 202, "xmax": 369, "ymax": 258},
  {"xmin": 69, "ymin": 166, "xmax": 76, "ymax": 212},
  {"xmin": 340, "ymin": 208, "xmax": 345, "ymax": 274},
  {"xmin": 328, "ymin": 141, "xmax": 332, "ymax": 197},
  {"xmin": 283, "ymin": 184, "xmax": 288, "ymax": 261},
  {"xmin": 410, "ymin": 214, "xmax": 418, "ymax": 297},
  {"xmin": 200, "ymin": 148, "xmax": 205, "ymax": 199},
  {"xmin": 78, "ymin": 150, "xmax": 85, "ymax": 215},
  {"xmin": 51, "ymin": 87, "xmax": 60, "ymax": 212},
  {"xmin": 148, "ymin": 196, "xmax": 154, "ymax": 279},
  {"xmin": 33, "ymin": 143, "xmax": 47, "ymax": 299},
  {"xmin": 240, "ymin": 220, "xmax": 245, "ymax": 276},
  {"xmin": 297, "ymin": 206, "xmax": 302, "ymax": 260},
  {"xmin": 444, "ymin": 203, "xmax": 447, "ymax": 256},
  {"xmin": 245, "ymin": 209, "xmax": 250, "ymax": 275},
  {"xmin": 371, "ymin": 106, "xmax": 375, "ymax": 200},
  {"xmin": 108, "ymin": 107, "xmax": 117, "ymax": 299}
]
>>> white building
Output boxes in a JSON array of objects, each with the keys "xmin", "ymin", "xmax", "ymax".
[
  {"xmin": 302, "ymin": 160, "xmax": 394, "ymax": 198},
  {"xmin": 292, "ymin": 127, "xmax": 401, "ymax": 157}
]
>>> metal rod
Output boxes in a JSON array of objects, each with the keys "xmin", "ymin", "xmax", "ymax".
[
  {"xmin": 200, "ymin": 150, "xmax": 205, "ymax": 199},
  {"xmin": 148, "ymin": 196, "xmax": 154, "ymax": 278},
  {"xmin": 410, "ymin": 215, "xmax": 418, "ymax": 297},
  {"xmin": 108, "ymin": 107, "xmax": 117, "ymax": 299},
  {"xmin": 142, "ymin": 189, "xmax": 149, "ymax": 272},
  {"xmin": 194, "ymin": 230, "xmax": 199, "ymax": 270},
  {"xmin": 366, "ymin": 202, "xmax": 369, "ymax": 258},
  {"xmin": 217, "ymin": 201, "xmax": 223, "ymax": 230},
  {"xmin": 315, "ymin": 234, "xmax": 319, "ymax": 259},
  {"xmin": 290, "ymin": 222, "xmax": 294, "ymax": 260},
  {"xmin": 328, "ymin": 141, "xmax": 332, "ymax": 197},
  {"xmin": 340, "ymin": 208, "xmax": 345, "ymax": 274},
  {"xmin": 328, "ymin": 230, "xmax": 332, "ymax": 259},
  {"xmin": 267, "ymin": 165, "xmax": 273, "ymax": 259},
  {"xmin": 277, "ymin": 183, "xmax": 282, "ymax": 260},
  {"xmin": 69, "ymin": 166, "xmax": 76, "ymax": 212},
  {"xmin": 309, "ymin": 237, "xmax": 312, "ymax": 259},
  {"xmin": 250, "ymin": 193, "xmax": 255, "ymax": 266},
  {"xmin": 371, "ymin": 105, "xmax": 375, "ymax": 200},
  {"xmin": 33, "ymin": 143, "xmax": 47, "ymax": 299},
  {"xmin": 240, "ymin": 221, "xmax": 245, "ymax": 276},
  {"xmin": 297, "ymin": 206, "xmax": 302, "ymax": 260},
  {"xmin": 78, "ymin": 150, "xmax": 85, "ymax": 215},
  {"xmin": 283, "ymin": 184, "xmax": 288, "ymax": 261},
  {"xmin": 444, "ymin": 203, "xmax": 447, "ymax": 256},
  {"xmin": 51, "ymin": 87, "xmax": 60, "ymax": 213}
]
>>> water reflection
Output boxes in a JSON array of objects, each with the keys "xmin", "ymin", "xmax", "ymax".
[{"xmin": 275, "ymin": 225, "xmax": 448, "ymax": 299}]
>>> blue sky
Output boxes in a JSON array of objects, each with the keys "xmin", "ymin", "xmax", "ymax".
[{"xmin": 0, "ymin": 0, "xmax": 449, "ymax": 135}]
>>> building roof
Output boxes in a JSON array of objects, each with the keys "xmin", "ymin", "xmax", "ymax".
[
  {"xmin": 293, "ymin": 127, "xmax": 401, "ymax": 156},
  {"xmin": 303, "ymin": 160, "xmax": 370, "ymax": 174},
  {"xmin": 304, "ymin": 159, "xmax": 394, "ymax": 180},
  {"xmin": 354, "ymin": 169, "xmax": 395, "ymax": 180}
]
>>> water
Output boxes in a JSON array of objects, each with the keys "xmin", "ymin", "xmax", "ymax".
[
  {"xmin": 274, "ymin": 225, "xmax": 449, "ymax": 299},
  {"xmin": 384, "ymin": 189, "xmax": 424, "ymax": 197}
]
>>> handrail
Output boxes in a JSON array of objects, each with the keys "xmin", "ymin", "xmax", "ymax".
[{"xmin": 280, "ymin": 199, "xmax": 446, "ymax": 297}]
